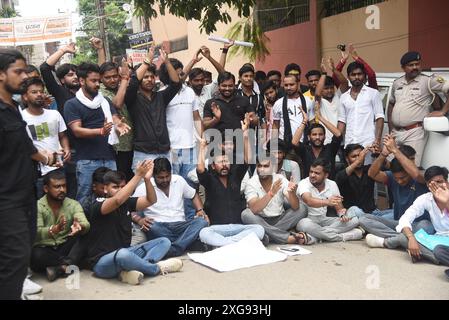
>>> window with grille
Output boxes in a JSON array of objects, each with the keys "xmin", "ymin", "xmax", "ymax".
[{"xmin": 257, "ymin": 0, "xmax": 310, "ymax": 33}]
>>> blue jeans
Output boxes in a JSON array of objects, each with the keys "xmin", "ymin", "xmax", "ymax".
[
  {"xmin": 145, "ymin": 218, "xmax": 208, "ymax": 257},
  {"xmin": 171, "ymin": 148, "xmax": 197, "ymax": 221},
  {"xmin": 346, "ymin": 206, "xmax": 395, "ymax": 221},
  {"xmin": 199, "ymin": 224, "xmax": 265, "ymax": 247},
  {"xmin": 76, "ymin": 159, "xmax": 116, "ymax": 204},
  {"xmin": 93, "ymin": 238, "xmax": 171, "ymax": 278},
  {"xmin": 132, "ymin": 151, "xmax": 170, "ymax": 172}
]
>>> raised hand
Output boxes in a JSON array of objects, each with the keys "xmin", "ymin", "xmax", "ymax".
[
  {"xmin": 320, "ymin": 57, "xmax": 327, "ymax": 74},
  {"xmin": 241, "ymin": 112, "xmax": 250, "ymax": 132},
  {"xmin": 223, "ymin": 40, "xmax": 235, "ymax": 50},
  {"xmin": 159, "ymin": 47, "xmax": 168, "ymax": 63},
  {"xmin": 270, "ymin": 179, "xmax": 283, "ymax": 195},
  {"xmin": 200, "ymin": 46, "xmax": 211, "ymax": 59},
  {"xmin": 144, "ymin": 160, "xmax": 154, "ymax": 180},
  {"xmin": 429, "ymin": 182, "xmax": 449, "ymax": 207},
  {"xmin": 383, "ymin": 134, "xmax": 398, "ymax": 154},
  {"xmin": 146, "ymin": 45, "xmax": 155, "ymax": 62},
  {"xmin": 62, "ymin": 42, "xmax": 76, "ymax": 54},
  {"xmin": 89, "ymin": 37, "xmax": 103, "ymax": 50},
  {"xmin": 135, "ymin": 160, "xmax": 153, "ymax": 178},
  {"xmin": 119, "ymin": 57, "xmax": 131, "ymax": 79},
  {"xmin": 287, "ymin": 177, "xmax": 298, "ymax": 193},
  {"xmin": 327, "ymin": 57, "xmax": 336, "ymax": 72},
  {"xmin": 211, "ymin": 102, "xmax": 221, "ymax": 120},
  {"xmin": 348, "ymin": 43, "xmax": 359, "ymax": 60},
  {"xmin": 356, "ymin": 148, "xmax": 369, "ymax": 166},
  {"xmin": 192, "ymin": 49, "xmax": 203, "ymax": 64},
  {"xmin": 115, "ymin": 117, "xmax": 131, "ymax": 136}
]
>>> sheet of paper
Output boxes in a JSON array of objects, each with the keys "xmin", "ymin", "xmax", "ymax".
[
  {"xmin": 188, "ymin": 233, "xmax": 287, "ymax": 272},
  {"xmin": 277, "ymin": 245, "xmax": 312, "ymax": 256}
]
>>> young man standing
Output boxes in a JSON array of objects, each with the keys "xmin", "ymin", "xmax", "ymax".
[
  {"xmin": 31, "ymin": 171, "xmax": 90, "ymax": 282},
  {"xmin": 303, "ymin": 70, "xmax": 322, "ymax": 102},
  {"xmin": 64, "ymin": 62, "xmax": 130, "ymax": 204},
  {"xmin": 21, "ymin": 77, "xmax": 71, "ymax": 198},
  {"xmin": 0, "ymin": 49, "xmax": 58, "ymax": 300},
  {"xmin": 88, "ymin": 160, "xmax": 182, "ymax": 285},
  {"xmin": 297, "ymin": 159, "xmax": 363, "ymax": 244}
]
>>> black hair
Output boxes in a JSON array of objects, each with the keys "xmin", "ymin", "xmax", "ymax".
[
  {"xmin": 308, "ymin": 123, "xmax": 326, "ymax": 135},
  {"xmin": 344, "ymin": 144, "xmax": 364, "ymax": 158},
  {"xmin": 92, "ymin": 167, "xmax": 112, "ymax": 184},
  {"xmin": 43, "ymin": 170, "xmax": 66, "ymax": 186},
  {"xmin": 399, "ymin": 145, "xmax": 416, "ymax": 158},
  {"xmin": 347, "ymin": 62, "xmax": 366, "ymax": 76},
  {"xmin": 189, "ymin": 67, "xmax": 204, "ymax": 80},
  {"xmin": 153, "ymin": 157, "xmax": 172, "ymax": 175},
  {"xmin": 76, "ymin": 62, "xmax": 100, "ymax": 79},
  {"xmin": 305, "ymin": 70, "xmax": 321, "ymax": 80},
  {"xmin": 203, "ymin": 71, "xmax": 212, "ymax": 79},
  {"xmin": 159, "ymin": 58, "xmax": 183, "ymax": 85},
  {"xmin": 261, "ymin": 80, "xmax": 277, "ymax": 94},
  {"xmin": 284, "ymin": 63, "xmax": 301, "ymax": 76},
  {"xmin": 0, "ymin": 49, "xmax": 25, "ymax": 72},
  {"xmin": 424, "ymin": 166, "xmax": 449, "ymax": 182},
  {"xmin": 266, "ymin": 138, "xmax": 287, "ymax": 154},
  {"xmin": 55, "ymin": 63, "xmax": 78, "ymax": 80},
  {"xmin": 25, "ymin": 64, "xmax": 40, "ymax": 76},
  {"xmin": 267, "ymin": 70, "xmax": 281, "ymax": 79},
  {"xmin": 99, "ymin": 62, "xmax": 118, "ymax": 75},
  {"xmin": 390, "ymin": 158, "xmax": 405, "ymax": 174},
  {"xmin": 311, "ymin": 158, "xmax": 331, "ymax": 174},
  {"xmin": 23, "ymin": 77, "xmax": 44, "ymax": 92},
  {"xmin": 255, "ymin": 70, "xmax": 267, "ymax": 82},
  {"xmin": 324, "ymin": 76, "xmax": 335, "ymax": 87},
  {"xmin": 217, "ymin": 71, "xmax": 235, "ymax": 85},
  {"xmin": 239, "ymin": 65, "xmax": 255, "ymax": 77},
  {"xmin": 103, "ymin": 171, "xmax": 126, "ymax": 185}
]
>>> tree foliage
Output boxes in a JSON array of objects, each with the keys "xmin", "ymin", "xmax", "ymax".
[
  {"xmin": 0, "ymin": 7, "xmax": 19, "ymax": 18},
  {"xmin": 133, "ymin": 0, "xmax": 256, "ymax": 34},
  {"xmin": 74, "ymin": 0, "xmax": 130, "ymax": 64}
]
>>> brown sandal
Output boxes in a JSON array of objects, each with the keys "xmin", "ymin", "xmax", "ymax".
[{"xmin": 293, "ymin": 232, "xmax": 309, "ymax": 245}]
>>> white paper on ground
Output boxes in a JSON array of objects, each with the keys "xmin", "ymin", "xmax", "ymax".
[
  {"xmin": 277, "ymin": 245, "xmax": 312, "ymax": 256},
  {"xmin": 188, "ymin": 233, "xmax": 287, "ymax": 272}
]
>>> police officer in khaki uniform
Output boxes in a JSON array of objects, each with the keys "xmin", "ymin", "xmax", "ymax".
[{"xmin": 387, "ymin": 51, "xmax": 449, "ymax": 166}]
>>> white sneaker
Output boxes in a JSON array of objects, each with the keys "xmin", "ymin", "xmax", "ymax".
[
  {"xmin": 22, "ymin": 278, "xmax": 43, "ymax": 295},
  {"xmin": 157, "ymin": 258, "xmax": 183, "ymax": 275},
  {"xmin": 366, "ymin": 234, "xmax": 385, "ymax": 248},
  {"xmin": 118, "ymin": 270, "xmax": 144, "ymax": 285},
  {"xmin": 341, "ymin": 228, "xmax": 363, "ymax": 242}
]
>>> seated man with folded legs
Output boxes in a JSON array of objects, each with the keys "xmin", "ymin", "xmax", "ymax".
[
  {"xmin": 196, "ymin": 119, "xmax": 265, "ymax": 248},
  {"xmin": 362, "ymin": 166, "xmax": 449, "ymax": 265},
  {"xmin": 87, "ymin": 161, "xmax": 183, "ymax": 285},
  {"xmin": 133, "ymin": 157, "xmax": 209, "ymax": 257},
  {"xmin": 31, "ymin": 170, "xmax": 90, "ymax": 282},
  {"xmin": 242, "ymin": 154, "xmax": 308, "ymax": 245},
  {"xmin": 296, "ymin": 158, "xmax": 363, "ymax": 244}
]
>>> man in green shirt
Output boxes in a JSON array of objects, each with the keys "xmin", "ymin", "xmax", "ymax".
[{"xmin": 31, "ymin": 170, "xmax": 90, "ymax": 281}]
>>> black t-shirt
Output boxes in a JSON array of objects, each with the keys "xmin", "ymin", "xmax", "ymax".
[
  {"xmin": 294, "ymin": 135, "xmax": 342, "ymax": 179},
  {"xmin": 63, "ymin": 97, "xmax": 117, "ymax": 161},
  {"xmin": 203, "ymin": 95, "xmax": 255, "ymax": 133},
  {"xmin": 86, "ymin": 197, "xmax": 138, "ymax": 268},
  {"xmin": 335, "ymin": 166, "xmax": 376, "ymax": 213},
  {"xmin": 197, "ymin": 164, "xmax": 248, "ymax": 225},
  {"xmin": 0, "ymin": 100, "xmax": 38, "ymax": 211}
]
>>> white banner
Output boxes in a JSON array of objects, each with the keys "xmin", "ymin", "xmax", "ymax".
[{"xmin": 0, "ymin": 14, "xmax": 72, "ymax": 47}]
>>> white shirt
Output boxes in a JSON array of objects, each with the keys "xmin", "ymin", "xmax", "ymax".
[
  {"xmin": 309, "ymin": 92, "xmax": 341, "ymax": 145},
  {"xmin": 338, "ymin": 85, "xmax": 384, "ymax": 147},
  {"xmin": 298, "ymin": 178, "xmax": 341, "ymax": 218},
  {"xmin": 133, "ymin": 175, "xmax": 196, "ymax": 223},
  {"xmin": 397, "ymin": 192, "xmax": 449, "ymax": 236},
  {"xmin": 244, "ymin": 174, "xmax": 290, "ymax": 217},
  {"xmin": 21, "ymin": 108, "xmax": 67, "ymax": 175},
  {"xmin": 166, "ymin": 85, "xmax": 199, "ymax": 149},
  {"xmin": 272, "ymin": 96, "xmax": 314, "ymax": 140},
  {"xmin": 197, "ymin": 82, "xmax": 218, "ymax": 119}
]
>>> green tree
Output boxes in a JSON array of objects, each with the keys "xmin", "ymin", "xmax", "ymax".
[
  {"xmin": 0, "ymin": 6, "xmax": 19, "ymax": 18},
  {"xmin": 133, "ymin": 0, "xmax": 256, "ymax": 34},
  {"xmin": 74, "ymin": 0, "xmax": 130, "ymax": 64}
]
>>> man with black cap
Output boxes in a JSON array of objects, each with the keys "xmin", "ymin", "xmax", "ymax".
[{"xmin": 387, "ymin": 51, "xmax": 449, "ymax": 166}]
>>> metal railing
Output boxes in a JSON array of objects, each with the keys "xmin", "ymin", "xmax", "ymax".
[
  {"xmin": 257, "ymin": 0, "xmax": 310, "ymax": 33},
  {"xmin": 323, "ymin": 0, "xmax": 385, "ymax": 17}
]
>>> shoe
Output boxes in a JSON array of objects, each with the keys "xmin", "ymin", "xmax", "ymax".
[
  {"xmin": 366, "ymin": 234, "xmax": 385, "ymax": 248},
  {"xmin": 445, "ymin": 269, "xmax": 449, "ymax": 280},
  {"xmin": 157, "ymin": 258, "xmax": 183, "ymax": 275},
  {"xmin": 261, "ymin": 234, "xmax": 270, "ymax": 246},
  {"xmin": 22, "ymin": 278, "xmax": 42, "ymax": 295},
  {"xmin": 341, "ymin": 228, "xmax": 363, "ymax": 242},
  {"xmin": 357, "ymin": 226, "xmax": 367, "ymax": 237},
  {"xmin": 118, "ymin": 270, "xmax": 144, "ymax": 285},
  {"xmin": 46, "ymin": 266, "xmax": 64, "ymax": 282}
]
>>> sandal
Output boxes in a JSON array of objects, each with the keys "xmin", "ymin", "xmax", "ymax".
[{"xmin": 293, "ymin": 232, "xmax": 310, "ymax": 245}]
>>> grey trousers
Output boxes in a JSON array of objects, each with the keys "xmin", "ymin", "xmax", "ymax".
[
  {"xmin": 296, "ymin": 215, "xmax": 360, "ymax": 242},
  {"xmin": 241, "ymin": 206, "xmax": 306, "ymax": 244},
  {"xmin": 434, "ymin": 245, "xmax": 449, "ymax": 266},
  {"xmin": 359, "ymin": 214, "xmax": 440, "ymax": 264}
]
